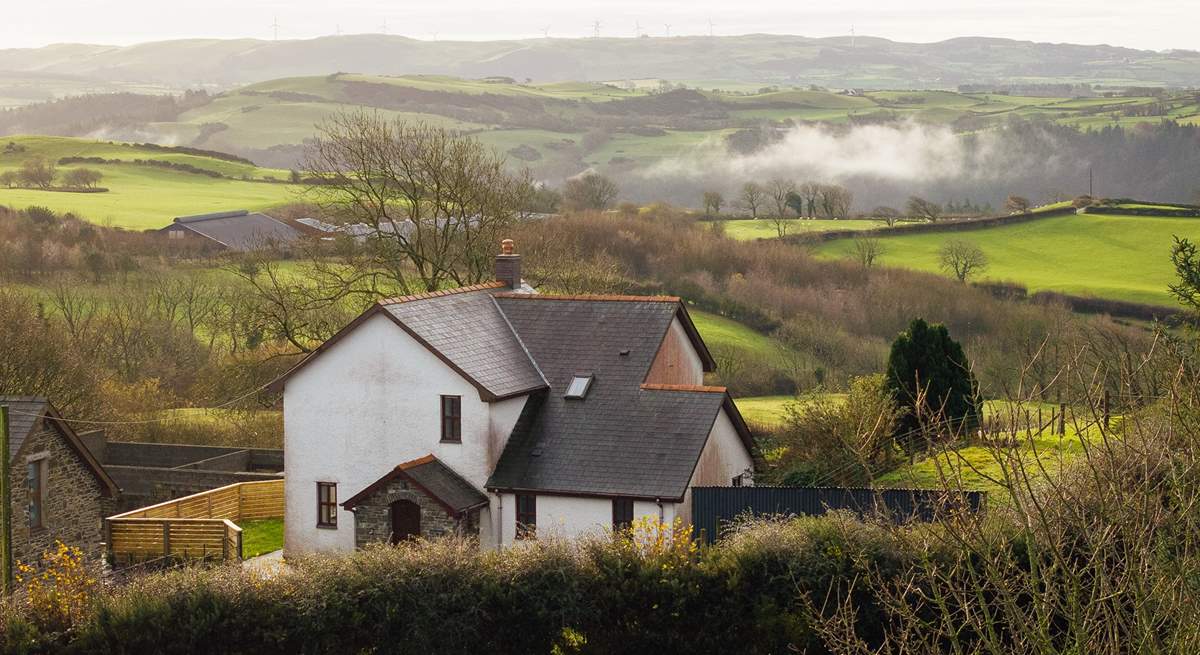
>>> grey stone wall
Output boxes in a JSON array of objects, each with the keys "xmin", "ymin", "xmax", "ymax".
[
  {"xmin": 352, "ymin": 478, "xmax": 477, "ymax": 548},
  {"xmin": 104, "ymin": 465, "xmax": 282, "ymax": 513},
  {"xmin": 8, "ymin": 420, "xmax": 113, "ymax": 567}
]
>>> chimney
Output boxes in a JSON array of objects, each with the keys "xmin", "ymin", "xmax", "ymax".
[{"xmin": 494, "ymin": 238, "xmax": 521, "ymax": 289}]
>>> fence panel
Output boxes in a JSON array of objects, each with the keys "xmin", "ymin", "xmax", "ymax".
[
  {"xmin": 105, "ymin": 480, "xmax": 282, "ymax": 565},
  {"xmin": 691, "ymin": 486, "xmax": 986, "ymax": 544}
]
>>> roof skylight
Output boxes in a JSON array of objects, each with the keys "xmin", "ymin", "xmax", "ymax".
[{"xmin": 565, "ymin": 374, "xmax": 593, "ymax": 399}]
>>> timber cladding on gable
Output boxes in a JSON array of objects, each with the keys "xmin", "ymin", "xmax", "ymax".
[
  {"xmin": 9, "ymin": 420, "xmax": 114, "ymax": 567},
  {"xmin": 645, "ymin": 316, "xmax": 706, "ymax": 386}
]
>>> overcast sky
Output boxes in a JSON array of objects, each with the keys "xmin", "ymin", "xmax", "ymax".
[{"xmin": 6, "ymin": 0, "xmax": 1197, "ymax": 51}]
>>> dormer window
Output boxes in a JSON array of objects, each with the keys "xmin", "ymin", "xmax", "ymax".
[{"xmin": 565, "ymin": 374, "xmax": 593, "ymax": 399}]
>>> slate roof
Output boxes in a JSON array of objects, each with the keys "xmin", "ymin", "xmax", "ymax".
[
  {"xmin": 342, "ymin": 454, "xmax": 489, "ymax": 515},
  {"xmin": 484, "ymin": 296, "xmax": 737, "ymax": 500},
  {"xmin": 163, "ymin": 210, "xmax": 303, "ymax": 251},
  {"xmin": 0, "ymin": 396, "xmax": 119, "ymax": 496},
  {"xmin": 380, "ymin": 285, "xmax": 546, "ymax": 400},
  {"xmin": 1, "ymin": 395, "xmax": 47, "ymax": 461}
]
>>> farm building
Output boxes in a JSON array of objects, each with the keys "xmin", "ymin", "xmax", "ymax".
[
  {"xmin": 270, "ymin": 240, "xmax": 756, "ymax": 554},
  {"xmin": 159, "ymin": 210, "xmax": 304, "ymax": 251},
  {"xmin": 1, "ymin": 397, "xmax": 119, "ymax": 576}
]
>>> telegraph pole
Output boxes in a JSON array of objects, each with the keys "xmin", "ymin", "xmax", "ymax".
[{"xmin": 1, "ymin": 405, "xmax": 12, "ymax": 595}]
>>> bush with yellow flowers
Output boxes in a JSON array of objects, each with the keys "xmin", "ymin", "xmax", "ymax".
[{"xmin": 14, "ymin": 541, "xmax": 99, "ymax": 635}]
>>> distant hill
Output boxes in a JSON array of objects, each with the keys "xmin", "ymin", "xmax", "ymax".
[{"xmin": 2, "ymin": 34, "xmax": 1199, "ymax": 91}]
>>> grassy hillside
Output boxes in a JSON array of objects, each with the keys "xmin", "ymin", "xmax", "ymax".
[
  {"xmin": 814, "ymin": 210, "xmax": 1200, "ymax": 306},
  {"xmin": 0, "ymin": 136, "xmax": 301, "ymax": 229},
  {"xmin": 689, "ymin": 309, "xmax": 785, "ymax": 360}
]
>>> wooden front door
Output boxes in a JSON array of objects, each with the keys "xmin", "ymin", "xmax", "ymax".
[{"xmin": 389, "ymin": 500, "xmax": 421, "ymax": 544}]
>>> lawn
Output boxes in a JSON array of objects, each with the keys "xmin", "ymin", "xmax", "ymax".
[
  {"xmin": 813, "ymin": 211, "xmax": 1200, "ymax": 306},
  {"xmin": 718, "ymin": 218, "xmax": 886, "ymax": 240},
  {"xmin": 239, "ymin": 518, "xmax": 284, "ymax": 558}
]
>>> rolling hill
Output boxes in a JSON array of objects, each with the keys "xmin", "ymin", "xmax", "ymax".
[{"xmin": 3, "ymin": 34, "xmax": 1199, "ymax": 91}]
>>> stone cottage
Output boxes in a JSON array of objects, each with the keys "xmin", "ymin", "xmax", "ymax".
[{"xmin": 2, "ymin": 397, "xmax": 119, "ymax": 570}]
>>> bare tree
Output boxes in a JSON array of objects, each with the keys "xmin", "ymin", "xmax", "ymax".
[
  {"xmin": 1005, "ymin": 195, "xmax": 1032, "ymax": 214},
  {"xmin": 63, "ymin": 168, "xmax": 103, "ymax": 189},
  {"xmin": 562, "ymin": 171, "xmax": 619, "ymax": 211},
  {"xmin": 799, "ymin": 181, "xmax": 822, "ymax": 218},
  {"xmin": 872, "ymin": 205, "xmax": 901, "ymax": 227},
  {"xmin": 853, "ymin": 235, "xmax": 885, "ymax": 268},
  {"xmin": 907, "ymin": 196, "xmax": 943, "ymax": 222},
  {"xmin": 819, "ymin": 184, "xmax": 854, "ymax": 218},
  {"xmin": 939, "ymin": 239, "xmax": 988, "ymax": 282},
  {"xmin": 19, "ymin": 157, "xmax": 56, "ymax": 189},
  {"xmin": 303, "ymin": 111, "xmax": 532, "ymax": 294},
  {"xmin": 767, "ymin": 177, "xmax": 796, "ymax": 218},
  {"xmin": 702, "ymin": 190, "xmax": 724, "ymax": 217},
  {"xmin": 739, "ymin": 181, "xmax": 765, "ymax": 218}
]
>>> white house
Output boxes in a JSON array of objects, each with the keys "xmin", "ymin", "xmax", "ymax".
[{"xmin": 269, "ymin": 240, "xmax": 755, "ymax": 554}]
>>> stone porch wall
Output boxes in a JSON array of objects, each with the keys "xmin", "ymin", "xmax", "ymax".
[{"xmin": 352, "ymin": 478, "xmax": 477, "ymax": 548}]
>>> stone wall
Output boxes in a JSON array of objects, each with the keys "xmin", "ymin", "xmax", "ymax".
[
  {"xmin": 352, "ymin": 478, "xmax": 477, "ymax": 548},
  {"xmin": 104, "ymin": 465, "xmax": 282, "ymax": 513},
  {"xmin": 9, "ymin": 419, "xmax": 113, "ymax": 566}
]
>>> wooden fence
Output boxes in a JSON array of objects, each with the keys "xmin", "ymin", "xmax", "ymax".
[{"xmin": 105, "ymin": 479, "xmax": 283, "ymax": 566}]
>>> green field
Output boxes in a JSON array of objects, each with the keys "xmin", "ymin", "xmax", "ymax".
[
  {"xmin": 718, "ymin": 218, "xmax": 886, "ymax": 240},
  {"xmin": 0, "ymin": 136, "xmax": 302, "ymax": 229},
  {"xmin": 814, "ymin": 211, "xmax": 1200, "ymax": 306},
  {"xmin": 875, "ymin": 423, "xmax": 1100, "ymax": 495},
  {"xmin": 737, "ymin": 395, "xmax": 1064, "ymax": 428},
  {"xmin": 689, "ymin": 309, "xmax": 785, "ymax": 360}
]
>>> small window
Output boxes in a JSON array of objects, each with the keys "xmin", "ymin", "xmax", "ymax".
[
  {"xmin": 564, "ymin": 374, "xmax": 593, "ymax": 399},
  {"xmin": 515, "ymin": 494, "xmax": 537, "ymax": 540},
  {"xmin": 27, "ymin": 459, "xmax": 47, "ymax": 530},
  {"xmin": 441, "ymin": 395, "xmax": 462, "ymax": 442},
  {"xmin": 317, "ymin": 482, "xmax": 337, "ymax": 528},
  {"xmin": 612, "ymin": 498, "xmax": 634, "ymax": 531}
]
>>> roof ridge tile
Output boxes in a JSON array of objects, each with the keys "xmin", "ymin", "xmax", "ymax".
[
  {"xmin": 379, "ymin": 281, "xmax": 508, "ymax": 305},
  {"xmin": 495, "ymin": 293, "xmax": 681, "ymax": 303}
]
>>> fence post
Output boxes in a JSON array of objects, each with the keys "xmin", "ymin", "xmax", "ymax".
[
  {"xmin": 0, "ymin": 406, "xmax": 12, "ymax": 596},
  {"xmin": 238, "ymin": 484, "xmax": 245, "ymax": 521},
  {"xmin": 162, "ymin": 521, "xmax": 171, "ymax": 560},
  {"xmin": 207, "ymin": 494, "xmax": 213, "ymax": 518},
  {"xmin": 222, "ymin": 524, "xmax": 229, "ymax": 560},
  {"xmin": 1059, "ymin": 403, "xmax": 1066, "ymax": 435},
  {"xmin": 1102, "ymin": 390, "xmax": 1110, "ymax": 429}
]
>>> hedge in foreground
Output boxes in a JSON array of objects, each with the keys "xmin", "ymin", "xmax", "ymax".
[{"xmin": 0, "ymin": 515, "xmax": 911, "ymax": 655}]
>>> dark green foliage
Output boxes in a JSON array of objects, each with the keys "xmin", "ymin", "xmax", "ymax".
[
  {"xmin": 885, "ymin": 318, "xmax": 981, "ymax": 449},
  {"xmin": 1169, "ymin": 237, "xmax": 1200, "ymax": 320}
]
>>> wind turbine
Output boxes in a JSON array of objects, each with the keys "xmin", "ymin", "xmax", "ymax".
[
  {"xmin": 592, "ymin": 19, "xmax": 601, "ymax": 38},
  {"xmin": 664, "ymin": 23, "xmax": 672, "ymax": 37},
  {"xmin": 635, "ymin": 20, "xmax": 642, "ymax": 37},
  {"xmin": 540, "ymin": 25, "xmax": 550, "ymax": 38},
  {"xmin": 850, "ymin": 25, "xmax": 856, "ymax": 48},
  {"xmin": 380, "ymin": 18, "xmax": 388, "ymax": 35},
  {"xmin": 271, "ymin": 15, "xmax": 280, "ymax": 41},
  {"xmin": 708, "ymin": 17, "xmax": 715, "ymax": 37}
]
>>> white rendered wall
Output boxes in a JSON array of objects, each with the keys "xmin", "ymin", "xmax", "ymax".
[
  {"xmin": 283, "ymin": 312, "xmax": 526, "ymax": 555},
  {"xmin": 493, "ymin": 493, "xmax": 675, "ymax": 546}
]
